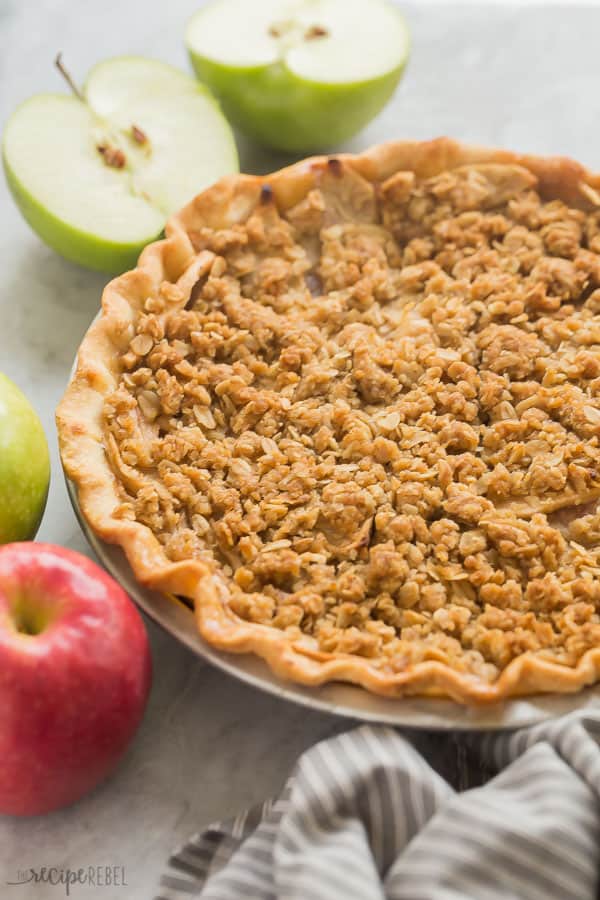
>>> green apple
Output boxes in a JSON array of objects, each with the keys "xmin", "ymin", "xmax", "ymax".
[
  {"xmin": 2, "ymin": 57, "xmax": 238, "ymax": 273},
  {"xmin": 0, "ymin": 373, "xmax": 50, "ymax": 544},
  {"xmin": 186, "ymin": 0, "xmax": 410, "ymax": 153}
]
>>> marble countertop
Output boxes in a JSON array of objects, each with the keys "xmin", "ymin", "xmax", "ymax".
[{"xmin": 2, "ymin": 1, "xmax": 600, "ymax": 896}]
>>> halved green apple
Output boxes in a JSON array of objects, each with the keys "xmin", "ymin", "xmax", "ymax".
[
  {"xmin": 186, "ymin": 0, "xmax": 410, "ymax": 154},
  {"xmin": 2, "ymin": 57, "xmax": 238, "ymax": 272}
]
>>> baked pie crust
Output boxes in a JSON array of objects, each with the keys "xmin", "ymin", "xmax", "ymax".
[{"xmin": 57, "ymin": 138, "xmax": 600, "ymax": 704}]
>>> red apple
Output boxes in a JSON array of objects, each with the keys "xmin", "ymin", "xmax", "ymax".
[{"xmin": 0, "ymin": 543, "xmax": 152, "ymax": 816}]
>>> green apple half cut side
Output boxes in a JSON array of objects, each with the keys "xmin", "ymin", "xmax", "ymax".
[
  {"xmin": 2, "ymin": 58, "xmax": 238, "ymax": 273},
  {"xmin": 186, "ymin": 0, "xmax": 410, "ymax": 154}
]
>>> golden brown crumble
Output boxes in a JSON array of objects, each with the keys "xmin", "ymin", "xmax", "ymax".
[{"xmin": 103, "ymin": 162, "xmax": 600, "ymax": 684}]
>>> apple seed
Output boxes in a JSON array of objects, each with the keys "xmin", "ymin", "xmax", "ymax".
[
  {"xmin": 97, "ymin": 144, "xmax": 127, "ymax": 169},
  {"xmin": 131, "ymin": 124, "xmax": 148, "ymax": 145},
  {"xmin": 268, "ymin": 19, "xmax": 294, "ymax": 38},
  {"xmin": 305, "ymin": 24, "xmax": 329, "ymax": 40}
]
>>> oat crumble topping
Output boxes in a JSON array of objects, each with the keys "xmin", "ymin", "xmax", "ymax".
[{"xmin": 103, "ymin": 162, "xmax": 600, "ymax": 684}]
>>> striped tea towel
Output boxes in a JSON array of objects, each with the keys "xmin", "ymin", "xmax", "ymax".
[{"xmin": 155, "ymin": 712, "xmax": 600, "ymax": 900}]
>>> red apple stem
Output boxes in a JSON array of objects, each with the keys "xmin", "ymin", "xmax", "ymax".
[{"xmin": 54, "ymin": 53, "xmax": 84, "ymax": 101}]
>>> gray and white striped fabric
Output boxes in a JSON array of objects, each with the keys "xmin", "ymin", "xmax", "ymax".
[{"xmin": 155, "ymin": 713, "xmax": 600, "ymax": 900}]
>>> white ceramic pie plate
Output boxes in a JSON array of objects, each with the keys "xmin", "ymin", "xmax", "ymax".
[{"xmin": 65, "ymin": 473, "xmax": 600, "ymax": 731}]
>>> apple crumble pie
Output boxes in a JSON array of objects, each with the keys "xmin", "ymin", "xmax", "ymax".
[{"xmin": 58, "ymin": 139, "xmax": 600, "ymax": 703}]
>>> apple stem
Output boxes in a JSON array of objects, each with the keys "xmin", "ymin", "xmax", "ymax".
[{"xmin": 54, "ymin": 53, "xmax": 84, "ymax": 101}]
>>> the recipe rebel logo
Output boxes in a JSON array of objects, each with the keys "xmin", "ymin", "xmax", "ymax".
[{"xmin": 7, "ymin": 865, "xmax": 128, "ymax": 895}]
